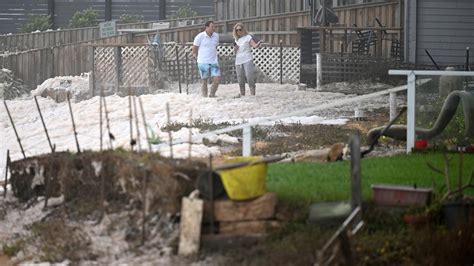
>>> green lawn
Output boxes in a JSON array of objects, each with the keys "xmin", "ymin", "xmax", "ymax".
[{"xmin": 267, "ymin": 152, "xmax": 474, "ymax": 204}]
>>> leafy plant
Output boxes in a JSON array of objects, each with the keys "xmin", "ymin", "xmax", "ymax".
[
  {"xmin": 174, "ymin": 5, "xmax": 197, "ymax": 18},
  {"xmin": 119, "ymin": 14, "xmax": 144, "ymax": 24},
  {"xmin": 21, "ymin": 15, "xmax": 52, "ymax": 33},
  {"xmin": 69, "ymin": 8, "xmax": 98, "ymax": 28}
]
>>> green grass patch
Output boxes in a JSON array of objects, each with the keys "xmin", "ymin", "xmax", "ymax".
[{"xmin": 267, "ymin": 152, "xmax": 474, "ymax": 204}]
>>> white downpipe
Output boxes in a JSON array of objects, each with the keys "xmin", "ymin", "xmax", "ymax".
[
  {"xmin": 316, "ymin": 53, "xmax": 322, "ymax": 90},
  {"xmin": 389, "ymin": 92, "xmax": 397, "ymax": 121},
  {"xmin": 406, "ymin": 72, "xmax": 416, "ymax": 153},
  {"xmin": 242, "ymin": 126, "xmax": 252, "ymax": 156}
]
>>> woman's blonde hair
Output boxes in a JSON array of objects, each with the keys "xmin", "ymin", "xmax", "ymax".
[{"xmin": 233, "ymin": 23, "xmax": 248, "ymax": 40}]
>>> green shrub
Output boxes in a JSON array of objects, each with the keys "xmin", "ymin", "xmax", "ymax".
[
  {"xmin": 21, "ymin": 15, "xmax": 52, "ymax": 33},
  {"xmin": 69, "ymin": 8, "xmax": 98, "ymax": 28},
  {"xmin": 175, "ymin": 5, "xmax": 197, "ymax": 18},
  {"xmin": 119, "ymin": 14, "xmax": 144, "ymax": 24}
]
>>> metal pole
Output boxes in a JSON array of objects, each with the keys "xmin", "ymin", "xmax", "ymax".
[
  {"xmin": 102, "ymin": 96, "xmax": 114, "ymax": 149},
  {"xmin": 406, "ymin": 71, "xmax": 416, "ymax": 153},
  {"xmin": 176, "ymin": 45, "xmax": 182, "ymax": 93},
  {"xmin": 138, "ymin": 97, "xmax": 152, "ymax": 152},
  {"xmin": 279, "ymin": 40, "xmax": 283, "ymax": 84},
  {"xmin": 185, "ymin": 51, "xmax": 189, "ymax": 94},
  {"xmin": 4, "ymin": 101, "xmax": 26, "ymax": 158},
  {"xmin": 128, "ymin": 88, "xmax": 135, "ymax": 151},
  {"xmin": 34, "ymin": 96, "xmax": 55, "ymax": 153},
  {"xmin": 133, "ymin": 96, "xmax": 142, "ymax": 152},
  {"xmin": 66, "ymin": 92, "xmax": 81, "ymax": 153}
]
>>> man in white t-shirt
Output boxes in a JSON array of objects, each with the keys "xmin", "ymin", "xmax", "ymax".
[{"xmin": 192, "ymin": 21, "xmax": 220, "ymax": 97}]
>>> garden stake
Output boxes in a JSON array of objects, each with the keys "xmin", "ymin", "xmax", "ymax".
[
  {"xmin": 3, "ymin": 150, "xmax": 9, "ymax": 198},
  {"xmin": 3, "ymin": 100, "xmax": 26, "ymax": 158},
  {"xmin": 138, "ymin": 97, "xmax": 152, "ymax": 152},
  {"xmin": 128, "ymin": 87, "xmax": 135, "ymax": 151},
  {"xmin": 175, "ymin": 45, "xmax": 182, "ymax": 93},
  {"xmin": 141, "ymin": 170, "xmax": 149, "ymax": 245},
  {"xmin": 99, "ymin": 88, "xmax": 104, "ymax": 151},
  {"xmin": 66, "ymin": 92, "xmax": 81, "ymax": 153},
  {"xmin": 458, "ymin": 147, "xmax": 464, "ymax": 198},
  {"xmin": 99, "ymin": 163, "xmax": 105, "ymax": 224},
  {"xmin": 166, "ymin": 103, "xmax": 173, "ymax": 159},
  {"xmin": 279, "ymin": 40, "xmax": 283, "ymax": 84},
  {"xmin": 44, "ymin": 164, "xmax": 49, "ymax": 208},
  {"xmin": 465, "ymin": 47, "xmax": 470, "ymax": 90},
  {"xmin": 188, "ymin": 109, "xmax": 192, "ymax": 159},
  {"xmin": 208, "ymin": 154, "xmax": 215, "ymax": 234},
  {"xmin": 133, "ymin": 96, "xmax": 142, "ymax": 152},
  {"xmin": 34, "ymin": 96, "xmax": 54, "ymax": 153},
  {"xmin": 185, "ymin": 51, "xmax": 189, "ymax": 94},
  {"xmin": 102, "ymin": 96, "xmax": 114, "ymax": 149}
]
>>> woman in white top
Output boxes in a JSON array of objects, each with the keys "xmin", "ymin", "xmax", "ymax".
[{"xmin": 233, "ymin": 23, "xmax": 262, "ymax": 96}]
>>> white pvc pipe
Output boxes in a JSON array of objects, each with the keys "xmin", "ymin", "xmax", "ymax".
[
  {"xmin": 316, "ymin": 53, "xmax": 322, "ymax": 90},
  {"xmin": 242, "ymin": 126, "xmax": 252, "ymax": 156},
  {"xmin": 389, "ymin": 92, "xmax": 397, "ymax": 121},
  {"xmin": 406, "ymin": 72, "xmax": 416, "ymax": 153},
  {"xmin": 389, "ymin": 70, "xmax": 474, "ymax": 76}
]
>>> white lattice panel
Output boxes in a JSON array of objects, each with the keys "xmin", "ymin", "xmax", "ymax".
[
  {"xmin": 253, "ymin": 46, "xmax": 300, "ymax": 83},
  {"xmin": 94, "ymin": 47, "xmax": 116, "ymax": 93},
  {"xmin": 94, "ymin": 43, "xmax": 301, "ymax": 90},
  {"xmin": 121, "ymin": 46, "xmax": 149, "ymax": 87}
]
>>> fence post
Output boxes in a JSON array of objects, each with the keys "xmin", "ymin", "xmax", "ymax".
[
  {"xmin": 90, "ymin": 46, "xmax": 96, "ymax": 97},
  {"xmin": 316, "ymin": 53, "xmax": 322, "ymax": 90},
  {"xmin": 242, "ymin": 126, "xmax": 252, "ymax": 156},
  {"xmin": 279, "ymin": 40, "xmax": 283, "ymax": 84},
  {"xmin": 115, "ymin": 46, "xmax": 122, "ymax": 93},
  {"xmin": 406, "ymin": 71, "xmax": 416, "ymax": 153},
  {"xmin": 350, "ymin": 134, "xmax": 362, "ymax": 212},
  {"xmin": 389, "ymin": 92, "xmax": 397, "ymax": 121},
  {"xmin": 175, "ymin": 45, "xmax": 182, "ymax": 93}
]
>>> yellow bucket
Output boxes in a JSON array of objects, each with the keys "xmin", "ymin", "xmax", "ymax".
[{"xmin": 218, "ymin": 156, "xmax": 267, "ymax": 200}]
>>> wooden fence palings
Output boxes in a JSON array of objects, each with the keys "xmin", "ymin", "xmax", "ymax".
[{"xmin": 0, "ymin": 15, "xmax": 214, "ymax": 53}]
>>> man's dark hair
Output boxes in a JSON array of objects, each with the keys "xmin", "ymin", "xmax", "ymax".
[{"xmin": 205, "ymin": 21, "xmax": 214, "ymax": 27}]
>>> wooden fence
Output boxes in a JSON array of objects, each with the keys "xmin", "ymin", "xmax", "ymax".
[
  {"xmin": 334, "ymin": 1, "xmax": 402, "ymax": 28},
  {"xmin": 134, "ymin": 11, "xmax": 311, "ymax": 46},
  {"xmin": 0, "ymin": 15, "xmax": 214, "ymax": 53},
  {"xmin": 0, "ymin": 34, "xmax": 132, "ymax": 90},
  {"xmin": 214, "ymin": 0, "xmax": 309, "ymax": 21}
]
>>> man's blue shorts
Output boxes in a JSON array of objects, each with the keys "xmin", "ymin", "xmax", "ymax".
[{"xmin": 198, "ymin": 63, "xmax": 221, "ymax": 79}]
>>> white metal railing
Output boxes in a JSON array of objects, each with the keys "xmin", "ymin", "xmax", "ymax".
[
  {"xmin": 167, "ymin": 80, "xmax": 430, "ymax": 156},
  {"xmin": 389, "ymin": 70, "xmax": 474, "ymax": 153}
]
